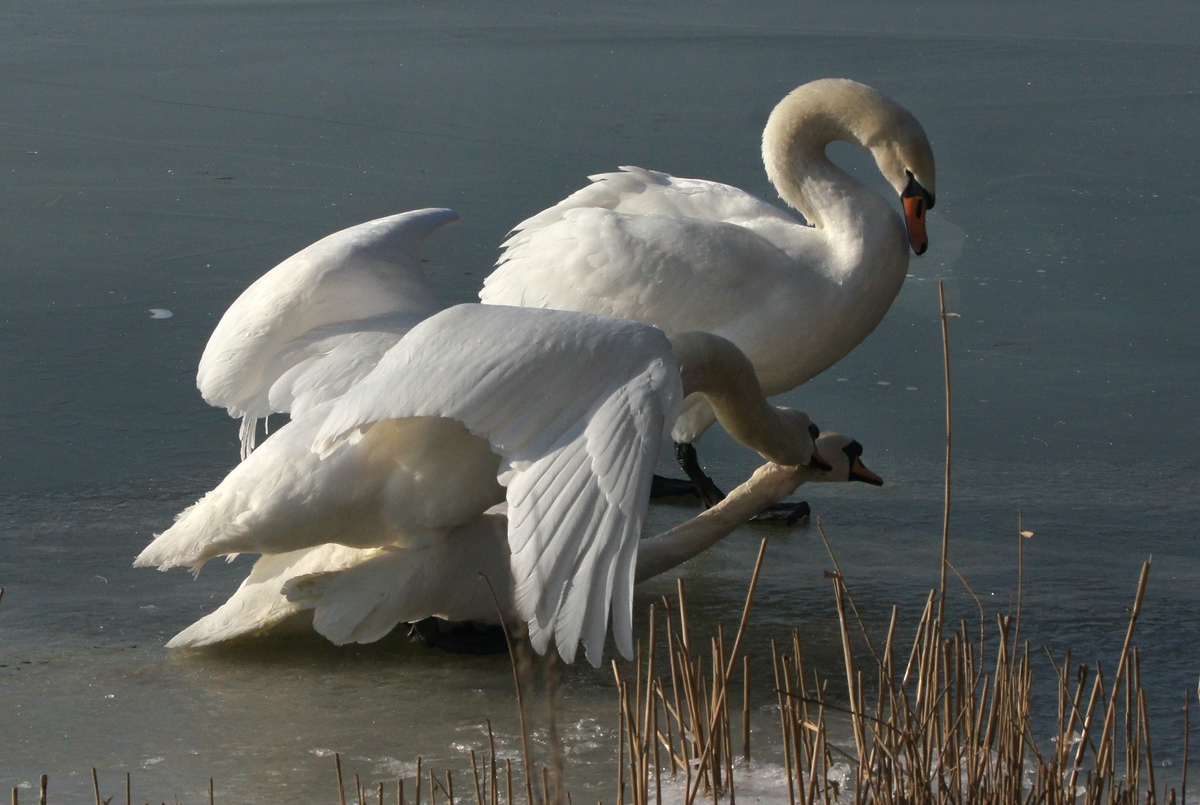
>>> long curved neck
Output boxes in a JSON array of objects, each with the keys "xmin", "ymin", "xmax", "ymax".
[
  {"xmin": 635, "ymin": 463, "xmax": 815, "ymax": 583},
  {"xmin": 669, "ymin": 331, "xmax": 809, "ymax": 465},
  {"xmin": 761, "ymin": 80, "xmax": 904, "ymax": 243}
]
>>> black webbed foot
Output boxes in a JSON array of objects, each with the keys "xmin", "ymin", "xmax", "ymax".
[
  {"xmin": 650, "ymin": 474, "xmax": 702, "ymax": 499},
  {"xmin": 409, "ymin": 617, "xmax": 509, "ymax": 655}
]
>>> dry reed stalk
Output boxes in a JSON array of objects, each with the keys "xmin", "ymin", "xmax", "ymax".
[
  {"xmin": 487, "ymin": 720, "xmax": 499, "ymax": 805},
  {"xmin": 471, "ymin": 750, "xmax": 483, "ymax": 805},
  {"xmin": 91, "ymin": 767, "xmax": 100, "ymax": 805},
  {"xmin": 1184, "ymin": 688, "xmax": 1192, "ymax": 805},
  {"xmin": 937, "ymin": 280, "xmax": 956, "ymax": 630},
  {"xmin": 680, "ymin": 537, "xmax": 768, "ymax": 805},
  {"xmin": 481, "ymin": 573, "xmax": 535, "ymax": 805},
  {"xmin": 336, "ymin": 753, "xmax": 348, "ymax": 805},
  {"xmin": 742, "ymin": 656, "xmax": 751, "ymax": 764}
]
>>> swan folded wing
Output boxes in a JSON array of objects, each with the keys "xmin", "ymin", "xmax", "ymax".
[
  {"xmin": 197, "ymin": 208, "xmax": 458, "ymax": 454},
  {"xmin": 485, "ymin": 209, "xmax": 797, "ymax": 337},
  {"xmin": 134, "ymin": 405, "xmax": 397, "ymax": 571},
  {"xmin": 165, "ymin": 543, "xmax": 378, "ymax": 648},
  {"xmin": 497, "ymin": 167, "xmax": 797, "ymax": 249}
]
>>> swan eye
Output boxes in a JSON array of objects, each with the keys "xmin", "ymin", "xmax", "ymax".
[
  {"xmin": 807, "ymin": 423, "xmax": 820, "ymax": 440},
  {"xmin": 842, "ymin": 440, "xmax": 863, "ymax": 460}
]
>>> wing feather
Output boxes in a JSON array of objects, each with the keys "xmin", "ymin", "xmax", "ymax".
[
  {"xmin": 313, "ymin": 305, "xmax": 681, "ymax": 664},
  {"xmin": 198, "ymin": 208, "xmax": 458, "ymax": 455}
]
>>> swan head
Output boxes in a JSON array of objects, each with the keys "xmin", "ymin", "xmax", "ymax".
[
  {"xmin": 851, "ymin": 84, "xmax": 936, "ymax": 256},
  {"xmin": 810, "ymin": 433, "xmax": 884, "ymax": 486},
  {"xmin": 764, "ymin": 78, "xmax": 937, "ymax": 255}
]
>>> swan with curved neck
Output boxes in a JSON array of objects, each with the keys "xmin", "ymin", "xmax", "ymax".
[
  {"xmin": 137, "ymin": 304, "xmax": 822, "ymax": 665},
  {"xmin": 161, "ymin": 434, "xmax": 882, "ymax": 651},
  {"xmin": 481, "ymin": 78, "xmax": 936, "ymax": 446}
]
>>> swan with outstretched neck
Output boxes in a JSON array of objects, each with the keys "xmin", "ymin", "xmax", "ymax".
[
  {"xmin": 157, "ymin": 433, "xmax": 881, "ymax": 654},
  {"xmin": 481, "ymin": 77, "xmax": 936, "ymax": 451},
  {"xmin": 137, "ymin": 304, "xmax": 825, "ymax": 666}
]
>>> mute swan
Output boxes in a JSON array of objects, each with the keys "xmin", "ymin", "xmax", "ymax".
[
  {"xmin": 138, "ymin": 304, "xmax": 821, "ymax": 665},
  {"xmin": 481, "ymin": 78, "xmax": 936, "ymax": 453},
  {"xmin": 161, "ymin": 434, "xmax": 881, "ymax": 651},
  {"xmin": 197, "ymin": 208, "xmax": 459, "ymax": 458}
]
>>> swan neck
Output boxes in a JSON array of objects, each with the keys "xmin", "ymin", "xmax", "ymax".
[
  {"xmin": 761, "ymin": 80, "xmax": 905, "ymax": 229},
  {"xmin": 635, "ymin": 464, "xmax": 812, "ymax": 583},
  {"xmin": 668, "ymin": 331, "xmax": 808, "ymax": 465}
]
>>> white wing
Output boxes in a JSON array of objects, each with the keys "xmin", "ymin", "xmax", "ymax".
[
  {"xmin": 315, "ymin": 304, "xmax": 682, "ymax": 665},
  {"xmin": 134, "ymin": 405, "xmax": 413, "ymax": 571},
  {"xmin": 198, "ymin": 208, "xmax": 459, "ymax": 456},
  {"xmin": 265, "ymin": 311, "xmax": 424, "ymax": 417},
  {"xmin": 284, "ymin": 512, "xmax": 515, "ymax": 645},
  {"xmin": 165, "ymin": 543, "xmax": 380, "ymax": 648}
]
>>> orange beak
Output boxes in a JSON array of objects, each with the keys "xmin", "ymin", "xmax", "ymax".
[{"xmin": 903, "ymin": 193, "xmax": 928, "ymax": 255}]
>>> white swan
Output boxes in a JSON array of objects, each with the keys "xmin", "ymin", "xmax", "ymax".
[
  {"xmin": 480, "ymin": 78, "xmax": 936, "ymax": 445},
  {"xmin": 197, "ymin": 208, "xmax": 459, "ymax": 458},
  {"xmin": 161, "ymin": 434, "xmax": 881, "ymax": 650},
  {"xmin": 138, "ymin": 304, "xmax": 821, "ymax": 665}
]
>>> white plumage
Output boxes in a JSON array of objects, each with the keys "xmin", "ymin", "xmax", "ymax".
[
  {"xmin": 481, "ymin": 78, "xmax": 936, "ymax": 443},
  {"xmin": 162, "ymin": 434, "xmax": 882, "ymax": 653},
  {"xmin": 197, "ymin": 208, "xmax": 459, "ymax": 457},
  {"xmin": 141, "ymin": 302, "xmax": 825, "ymax": 665},
  {"xmin": 145, "ymin": 304, "xmax": 683, "ymax": 664}
]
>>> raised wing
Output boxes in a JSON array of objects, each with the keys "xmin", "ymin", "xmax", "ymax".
[
  {"xmin": 198, "ymin": 208, "xmax": 459, "ymax": 457},
  {"xmin": 315, "ymin": 304, "xmax": 682, "ymax": 665}
]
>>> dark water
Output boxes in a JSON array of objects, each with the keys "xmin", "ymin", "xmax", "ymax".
[{"xmin": 2, "ymin": 2, "xmax": 1198, "ymax": 801}]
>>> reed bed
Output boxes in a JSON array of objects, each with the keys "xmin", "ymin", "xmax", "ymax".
[{"xmin": 9, "ymin": 550, "xmax": 1192, "ymax": 805}]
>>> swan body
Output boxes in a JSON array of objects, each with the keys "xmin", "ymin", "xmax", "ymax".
[
  {"xmin": 165, "ymin": 434, "xmax": 881, "ymax": 650},
  {"xmin": 481, "ymin": 78, "xmax": 936, "ymax": 441},
  {"xmin": 139, "ymin": 304, "xmax": 819, "ymax": 665},
  {"xmin": 197, "ymin": 208, "xmax": 459, "ymax": 457}
]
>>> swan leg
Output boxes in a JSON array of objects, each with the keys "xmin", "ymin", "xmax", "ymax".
[
  {"xmin": 650, "ymin": 474, "xmax": 702, "ymax": 498},
  {"xmin": 676, "ymin": 442, "xmax": 811, "ymax": 524},
  {"xmin": 408, "ymin": 617, "xmax": 509, "ymax": 655},
  {"xmin": 674, "ymin": 442, "xmax": 727, "ymax": 508}
]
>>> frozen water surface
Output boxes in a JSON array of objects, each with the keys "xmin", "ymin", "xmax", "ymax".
[{"xmin": 1, "ymin": 1, "xmax": 1198, "ymax": 801}]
